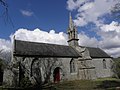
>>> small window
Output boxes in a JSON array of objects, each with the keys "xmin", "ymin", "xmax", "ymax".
[
  {"xmin": 70, "ymin": 59, "xmax": 75, "ymax": 73},
  {"xmin": 103, "ymin": 59, "xmax": 107, "ymax": 69}
]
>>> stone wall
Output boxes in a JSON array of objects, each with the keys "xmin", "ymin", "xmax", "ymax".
[
  {"xmin": 9, "ymin": 57, "xmax": 75, "ymax": 85},
  {"xmin": 3, "ymin": 56, "xmax": 114, "ymax": 87},
  {"xmin": 92, "ymin": 58, "xmax": 113, "ymax": 78}
]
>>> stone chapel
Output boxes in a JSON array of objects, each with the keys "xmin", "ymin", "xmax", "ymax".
[{"xmin": 3, "ymin": 13, "xmax": 113, "ymax": 86}]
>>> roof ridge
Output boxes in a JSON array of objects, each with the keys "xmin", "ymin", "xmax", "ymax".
[
  {"xmin": 14, "ymin": 39, "xmax": 81, "ymax": 57},
  {"xmin": 15, "ymin": 39, "xmax": 69, "ymax": 47}
]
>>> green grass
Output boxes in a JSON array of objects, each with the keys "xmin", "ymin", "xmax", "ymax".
[
  {"xmin": 43, "ymin": 78, "xmax": 120, "ymax": 90},
  {"xmin": 95, "ymin": 77, "xmax": 120, "ymax": 81},
  {"xmin": 48, "ymin": 80, "xmax": 103, "ymax": 90},
  {"xmin": 0, "ymin": 78, "xmax": 120, "ymax": 90}
]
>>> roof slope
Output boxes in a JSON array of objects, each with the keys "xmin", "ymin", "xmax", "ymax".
[
  {"xmin": 86, "ymin": 47, "xmax": 111, "ymax": 58},
  {"xmin": 14, "ymin": 40, "xmax": 81, "ymax": 58}
]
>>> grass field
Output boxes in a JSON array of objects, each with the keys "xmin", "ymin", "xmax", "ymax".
[
  {"xmin": 1, "ymin": 78, "xmax": 120, "ymax": 90},
  {"xmin": 43, "ymin": 78, "xmax": 120, "ymax": 90}
]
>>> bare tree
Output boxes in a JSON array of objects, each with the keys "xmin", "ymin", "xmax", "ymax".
[
  {"xmin": 0, "ymin": 49, "xmax": 11, "ymax": 64},
  {"xmin": 31, "ymin": 58, "xmax": 59, "ymax": 84},
  {"xmin": 18, "ymin": 57, "xmax": 61, "ymax": 88},
  {"xmin": 41, "ymin": 58, "xmax": 58, "ymax": 84},
  {"xmin": 0, "ymin": 0, "xmax": 14, "ymax": 27},
  {"xmin": 0, "ymin": 0, "xmax": 8, "ymax": 22}
]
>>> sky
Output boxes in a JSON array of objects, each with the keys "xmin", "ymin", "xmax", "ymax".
[{"xmin": 0, "ymin": 0, "xmax": 120, "ymax": 58}]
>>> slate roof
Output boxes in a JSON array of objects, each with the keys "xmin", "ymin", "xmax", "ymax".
[
  {"xmin": 86, "ymin": 47, "xmax": 111, "ymax": 58},
  {"xmin": 14, "ymin": 40, "xmax": 81, "ymax": 58}
]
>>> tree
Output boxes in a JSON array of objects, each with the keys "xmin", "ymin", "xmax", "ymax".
[
  {"xmin": 31, "ymin": 58, "xmax": 60, "ymax": 86},
  {"xmin": 17, "ymin": 57, "xmax": 63, "ymax": 88},
  {"xmin": 0, "ymin": 0, "xmax": 13, "ymax": 26},
  {"xmin": 0, "ymin": 48, "xmax": 11, "ymax": 64},
  {"xmin": 112, "ymin": 57, "xmax": 120, "ymax": 78},
  {"xmin": 0, "ymin": 0, "xmax": 8, "ymax": 13},
  {"xmin": 0, "ymin": 57, "xmax": 6, "ymax": 85},
  {"xmin": 0, "ymin": 0, "xmax": 8, "ymax": 21}
]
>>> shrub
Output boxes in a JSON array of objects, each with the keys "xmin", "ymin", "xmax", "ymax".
[{"xmin": 20, "ymin": 77, "xmax": 32, "ymax": 88}]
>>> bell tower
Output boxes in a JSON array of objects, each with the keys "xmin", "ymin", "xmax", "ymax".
[{"xmin": 67, "ymin": 13, "xmax": 79, "ymax": 46}]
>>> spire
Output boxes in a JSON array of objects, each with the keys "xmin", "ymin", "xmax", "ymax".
[
  {"xmin": 67, "ymin": 12, "xmax": 79, "ymax": 46},
  {"xmin": 69, "ymin": 12, "xmax": 74, "ymax": 30}
]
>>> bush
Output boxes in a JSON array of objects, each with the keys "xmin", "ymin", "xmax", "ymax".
[
  {"xmin": 20, "ymin": 77, "xmax": 32, "ymax": 88},
  {"xmin": 113, "ymin": 58, "xmax": 120, "ymax": 78}
]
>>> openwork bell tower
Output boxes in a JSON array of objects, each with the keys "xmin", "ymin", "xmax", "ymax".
[{"xmin": 67, "ymin": 13, "xmax": 79, "ymax": 46}]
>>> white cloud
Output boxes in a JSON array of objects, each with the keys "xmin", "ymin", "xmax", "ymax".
[
  {"xmin": 67, "ymin": 0, "xmax": 117, "ymax": 26},
  {"xmin": 98, "ymin": 21, "xmax": 120, "ymax": 57},
  {"xmin": 20, "ymin": 10, "xmax": 33, "ymax": 16},
  {"xmin": 67, "ymin": 0, "xmax": 85, "ymax": 11},
  {"xmin": 100, "ymin": 21, "xmax": 120, "ymax": 32},
  {"xmin": 79, "ymin": 2, "xmax": 94, "ymax": 11},
  {"xmin": 12, "ymin": 28, "xmax": 68, "ymax": 45},
  {"xmin": 74, "ymin": 17, "xmax": 87, "ymax": 26},
  {"xmin": 104, "ymin": 48, "xmax": 120, "ymax": 58},
  {"xmin": 78, "ymin": 32, "xmax": 99, "ymax": 47},
  {"xmin": 0, "ymin": 39, "xmax": 11, "ymax": 51}
]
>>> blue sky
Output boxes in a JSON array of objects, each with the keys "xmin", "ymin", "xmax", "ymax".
[
  {"xmin": 0, "ymin": 0, "xmax": 68, "ymax": 39},
  {"xmin": 0, "ymin": 0, "xmax": 106, "ymax": 39},
  {"xmin": 0, "ymin": 0, "xmax": 120, "ymax": 58}
]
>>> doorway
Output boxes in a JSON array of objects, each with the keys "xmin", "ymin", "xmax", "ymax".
[{"xmin": 53, "ymin": 67, "xmax": 60, "ymax": 83}]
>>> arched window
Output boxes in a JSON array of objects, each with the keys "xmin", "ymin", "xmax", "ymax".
[
  {"xmin": 103, "ymin": 59, "xmax": 107, "ymax": 69},
  {"xmin": 70, "ymin": 59, "xmax": 75, "ymax": 73}
]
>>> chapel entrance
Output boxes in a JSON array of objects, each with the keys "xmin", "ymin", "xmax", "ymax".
[{"xmin": 53, "ymin": 67, "xmax": 60, "ymax": 83}]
